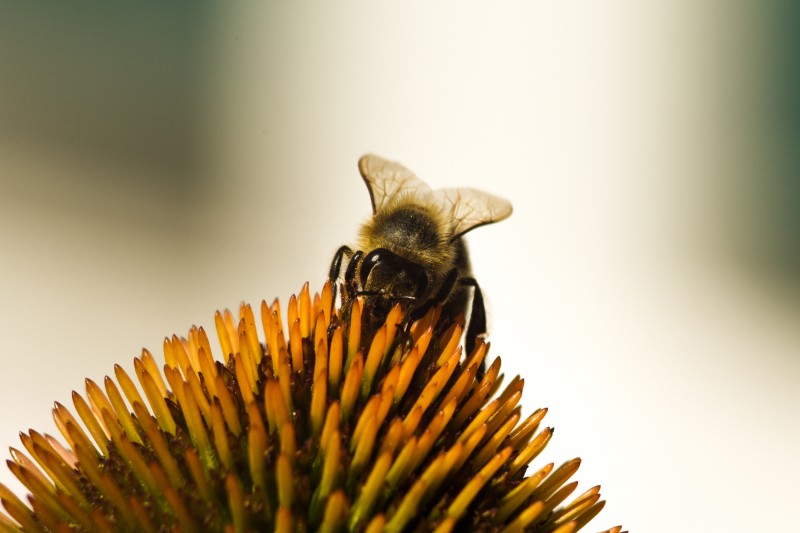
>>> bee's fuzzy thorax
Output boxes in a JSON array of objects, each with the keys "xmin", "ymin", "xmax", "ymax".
[{"xmin": 357, "ymin": 192, "xmax": 456, "ymax": 272}]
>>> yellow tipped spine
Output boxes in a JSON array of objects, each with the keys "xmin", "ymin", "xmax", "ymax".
[
  {"xmin": 360, "ymin": 325, "xmax": 386, "ymax": 399},
  {"xmin": 70, "ymin": 391, "xmax": 109, "ymax": 456},
  {"xmin": 346, "ymin": 297, "xmax": 362, "ymax": 367},
  {"xmin": 0, "ymin": 284, "xmax": 617, "ymax": 533}
]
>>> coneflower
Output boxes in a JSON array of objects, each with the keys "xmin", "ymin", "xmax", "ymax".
[{"xmin": 0, "ymin": 281, "xmax": 624, "ymax": 532}]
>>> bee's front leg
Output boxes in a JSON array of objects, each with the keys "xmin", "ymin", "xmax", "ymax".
[
  {"xmin": 344, "ymin": 250, "xmax": 364, "ymax": 300},
  {"xmin": 329, "ymin": 245, "xmax": 352, "ymax": 305}
]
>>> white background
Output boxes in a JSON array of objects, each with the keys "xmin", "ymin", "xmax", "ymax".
[{"xmin": 1, "ymin": 3, "xmax": 798, "ymax": 531}]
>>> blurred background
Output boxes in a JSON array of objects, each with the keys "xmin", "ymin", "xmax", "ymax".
[{"xmin": 1, "ymin": 2, "xmax": 798, "ymax": 531}]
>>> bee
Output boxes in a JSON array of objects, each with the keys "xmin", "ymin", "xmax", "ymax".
[{"xmin": 330, "ymin": 154, "xmax": 512, "ymax": 356}]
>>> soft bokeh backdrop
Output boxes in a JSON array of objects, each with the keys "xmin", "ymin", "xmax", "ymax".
[{"xmin": 2, "ymin": 2, "xmax": 798, "ymax": 531}]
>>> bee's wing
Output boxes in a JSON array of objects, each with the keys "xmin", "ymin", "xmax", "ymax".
[
  {"xmin": 434, "ymin": 188, "xmax": 513, "ymax": 240},
  {"xmin": 358, "ymin": 154, "xmax": 433, "ymax": 213}
]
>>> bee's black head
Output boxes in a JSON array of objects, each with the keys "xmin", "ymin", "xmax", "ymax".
[{"xmin": 359, "ymin": 248, "xmax": 430, "ymax": 303}]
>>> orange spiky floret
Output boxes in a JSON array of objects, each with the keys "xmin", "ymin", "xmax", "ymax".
[{"xmin": 0, "ymin": 280, "xmax": 623, "ymax": 532}]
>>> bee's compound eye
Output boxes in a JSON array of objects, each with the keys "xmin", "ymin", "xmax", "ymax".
[
  {"xmin": 360, "ymin": 248, "xmax": 389, "ymax": 286},
  {"xmin": 407, "ymin": 264, "xmax": 430, "ymax": 298}
]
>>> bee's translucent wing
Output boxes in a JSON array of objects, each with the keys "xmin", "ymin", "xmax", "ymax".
[
  {"xmin": 434, "ymin": 188, "xmax": 513, "ymax": 239},
  {"xmin": 358, "ymin": 154, "xmax": 433, "ymax": 213}
]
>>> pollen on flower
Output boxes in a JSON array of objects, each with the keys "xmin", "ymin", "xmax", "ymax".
[{"xmin": 0, "ymin": 281, "xmax": 624, "ymax": 533}]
